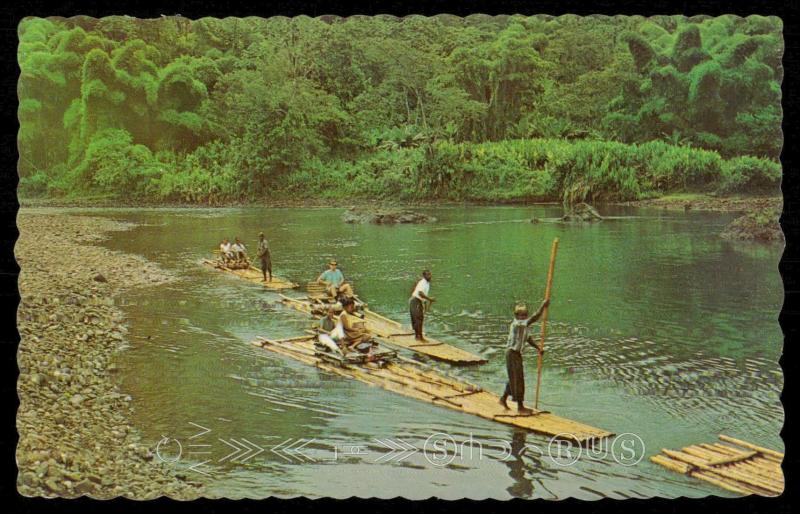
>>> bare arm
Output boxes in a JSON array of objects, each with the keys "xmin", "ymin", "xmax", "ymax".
[
  {"xmin": 418, "ymin": 291, "xmax": 435, "ymax": 302},
  {"xmin": 526, "ymin": 299, "xmax": 550, "ymax": 326},
  {"xmin": 526, "ymin": 300, "xmax": 549, "ymax": 353}
]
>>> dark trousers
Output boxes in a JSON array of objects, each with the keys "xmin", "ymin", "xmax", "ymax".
[
  {"xmin": 503, "ymin": 349, "xmax": 525, "ymax": 402},
  {"xmin": 409, "ymin": 297, "xmax": 424, "ymax": 336},
  {"xmin": 260, "ymin": 254, "xmax": 272, "ymax": 280}
]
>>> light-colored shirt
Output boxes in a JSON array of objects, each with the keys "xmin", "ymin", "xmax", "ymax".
[
  {"xmin": 411, "ymin": 278, "xmax": 430, "ymax": 300},
  {"xmin": 320, "ymin": 268, "xmax": 344, "ymax": 287},
  {"xmin": 506, "ymin": 318, "xmax": 533, "ymax": 353},
  {"xmin": 220, "ymin": 242, "xmax": 231, "ymax": 253},
  {"xmin": 331, "ymin": 320, "xmax": 345, "ymax": 341},
  {"xmin": 232, "ymin": 243, "xmax": 246, "ymax": 252},
  {"xmin": 258, "ymin": 239, "xmax": 270, "ymax": 257}
]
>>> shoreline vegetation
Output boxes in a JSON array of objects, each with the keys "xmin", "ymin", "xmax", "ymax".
[
  {"xmin": 20, "ymin": 137, "xmax": 782, "ymax": 207},
  {"xmin": 18, "ymin": 193, "xmax": 784, "ymax": 243},
  {"xmin": 17, "ymin": 192, "xmax": 782, "ymax": 213},
  {"xmin": 16, "ymin": 211, "xmax": 202, "ymax": 499}
]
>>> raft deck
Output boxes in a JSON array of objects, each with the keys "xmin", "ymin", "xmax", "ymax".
[
  {"xmin": 202, "ymin": 259, "xmax": 298, "ymax": 290},
  {"xmin": 252, "ymin": 335, "xmax": 612, "ymax": 445},
  {"xmin": 651, "ymin": 435, "xmax": 784, "ymax": 496},
  {"xmin": 279, "ymin": 294, "xmax": 487, "ymax": 365}
]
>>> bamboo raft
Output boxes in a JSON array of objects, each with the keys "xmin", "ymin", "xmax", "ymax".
[
  {"xmin": 202, "ymin": 259, "xmax": 298, "ymax": 290},
  {"xmin": 252, "ymin": 335, "xmax": 612, "ymax": 445},
  {"xmin": 651, "ymin": 435, "xmax": 784, "ymax": 496},
  {"xmin": 279, "ymin": 294, "xmax": 487, "ymax": 365}
]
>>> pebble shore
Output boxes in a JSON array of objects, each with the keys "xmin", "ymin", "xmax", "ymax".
[{"xmin": 16, "ymin": 210, "xmax": 202, "ymax": 499}]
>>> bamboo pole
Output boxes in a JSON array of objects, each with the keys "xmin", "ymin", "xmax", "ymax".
[
  {"xmin": 718, "ymin": 435, "xmax": 784, "ymax": 460},
  {"xmin": 534, "ymin": 238, "xmax": 559, "ymax": 410}
]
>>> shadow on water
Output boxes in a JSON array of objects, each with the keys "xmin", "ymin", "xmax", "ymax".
[{"xmin": 505, "ymin": 430, "xmax": 554, "ymax": 498}]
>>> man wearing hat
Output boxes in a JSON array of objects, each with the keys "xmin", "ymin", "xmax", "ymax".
[
  {"xmin": 499, "ymin": 298, "xmax": 550, "ymax": 414},
  {"xmin": 317, "ymin": 259, "xmax": 354, "ymax": 299},
  {"xmin": 257, "ymin": 231, "xmax": 272, "ymax": 282}
]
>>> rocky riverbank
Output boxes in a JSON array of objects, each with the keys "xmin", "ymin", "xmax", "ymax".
[
  {"xmin": 621, "ymin": 194, "xmax": 781, "ymax": 213},
  {"xmin": 16, "ymin": 210, "xmax": 202, "ymax": 499},
  {"xmin": 621, "ymin": 195, "xmax": 783, "ymax": 242}
]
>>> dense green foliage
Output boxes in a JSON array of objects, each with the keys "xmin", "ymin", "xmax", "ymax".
[
  {"xmin": 18, "ymin": 15, "xmax": 782, "ymax": 204},
  {"xmin": 283, "ymin": 139, "xmax": 781, "ymax": 203}
]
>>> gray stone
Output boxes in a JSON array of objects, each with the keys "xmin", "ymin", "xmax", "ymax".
[
  {"xmin": 343, "ymin": 207, "xmax": 436, "ymax": 224},
  {"xmin": 561, "ymin": 202, "xmax": 603, "ymax": 222}
]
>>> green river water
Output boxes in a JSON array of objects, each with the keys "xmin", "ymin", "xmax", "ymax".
[{"xmin": 94, "ymin": 205, "xmax": 781, "ymax": 499}]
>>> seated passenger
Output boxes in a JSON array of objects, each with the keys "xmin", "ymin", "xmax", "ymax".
[
  {"xmin": 231, "ymin": 237, "xmax": 248, "ymax": 263},
  {"xmin": 319, "ymin": 303, "xmax": 343, "ymax": 333},
  {"xmin": 219, "ymin": 238, "xmax": 235, "ymax": 263},
  {"xmin": 338, "ymin": 297, "xmax": 372, "ymax": 352},
  {"xmin": 317, "ymin": 304, "xmax": 345, "ymax": 355},
  {"xmin": 317, "ymin": 260, "xmax": 354, "ymax": 300}
]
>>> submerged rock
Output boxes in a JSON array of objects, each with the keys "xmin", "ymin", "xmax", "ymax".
[
  {"xmin": 560, "ymin": 202, "xmax": 603, "ymax": 223},
  {"xmin": 342, "ymin": 207, "xmax": 436, "ymax": 224}
]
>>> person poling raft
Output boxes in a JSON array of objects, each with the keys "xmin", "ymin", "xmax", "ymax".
[
  {"xmin": 499, "ymin": 299, "xmax": 549, "ymax": 414},
  {"xmin": 257, "ymin": 231, "xmax": 272, "ymax": 283},
  {"xmin": 409, "ymin": 270, "xmax": 435, "ymax": 341}
]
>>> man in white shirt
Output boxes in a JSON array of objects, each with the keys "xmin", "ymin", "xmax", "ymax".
[
  {"xmin": 231, "ymin": 237, "xmax": 248, "ymax": 263},
  {"xmin": 219, "ymin": 238, "xmax": 234, "ymax": 263},
  {"xmin": 409, "ymin": 270, "xmax": 435, "ymax": 341}
]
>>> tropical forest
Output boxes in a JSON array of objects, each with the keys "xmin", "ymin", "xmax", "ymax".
[{"xmin": 18, "ymin": 14, "xmax": 783, "ymax": 206}]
